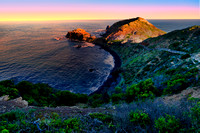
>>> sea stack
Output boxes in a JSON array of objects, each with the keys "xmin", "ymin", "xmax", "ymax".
[
  {"xmin": 66, "ymin": 28, "xmax": 96, "ymax": 42},
  {"xmin": 103, "ymin": 17, "xmax": 166, "ymax": 43}
]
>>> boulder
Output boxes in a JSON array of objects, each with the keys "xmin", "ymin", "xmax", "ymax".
[
  {"xmin": 0, "ymin": 95, "xmax": 9, "ymax": 101},
  {"xmin": 11, "ymin": 97, "xmax": 28, "ymax": 107}
]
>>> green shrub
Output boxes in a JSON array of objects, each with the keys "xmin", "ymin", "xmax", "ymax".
[
  {"xmin": 163, "ymin": 77, "xmax": 187, "ymax": 95},
  {"xmin": 111, "ymin": 93, "xmax": 124, "ymax": 104},
  {"xmin": 129, "ymin": 110, "xmax": 150, "ymax": 127},
  {"xmin": 88, "ymin": 94, "xmax": 104, "ymax": 107},
  {"xmin": 0, "ymin": 80, "xmax": 15, "ymax": 88},
  {"xmin": 34, "ymin": 83, "xmax": 53, "ymax": 97},
  {"xmin": 0, "ymin": 79, "xmax": 89, "ymax": 107},
  {"xmin": 89, "ymin": 113, "xmax": 113, "ymax": 124},
  {"xmin": 16, "ymin": 81, "xmax": 36, "ymax": 96},
  {"xmin": 76, "ymin": 94, "xmax": 88, "ymax": 103},
  {"xmin": 7, "ymin": 124, "xmax": 18, "ymax": 132},
  {"xmin": 50, "ymin": 118, "xmax": 63, "ymax": 127},
  {"xmin": 0, "ymin": 110, "xmax": 24, "ymax": 121},
  {"xmin": 64, "ymin": 118, "xmax": 80, "ymax": 133},
  {"xmin": 162, "ymin": 72, "xmax": 196, "ymax": 95},
  {"xmin": 1, "ymin": 129, "xmax": 9, "ymax": 133},
  {"xmin": 114, "ymin": 87, "xmax": 122, "ymax": 93},
  {"xmin": 55, "ymin": 90, "xmax": 78, "ymax": 106},
  {"xmin": 0, "ymin": 85, "xmax": 19, "ymax": 99},
  {"xmin": 190, "ymin": 102, "xmax": 200, "ymax": 129},
  {"xmin": 155, "ymin": 114, "xmax": 181, "ymax": 133},
  {"xmin": 126, "ymin": 79, "xmax": 158, "ymax": 102}
]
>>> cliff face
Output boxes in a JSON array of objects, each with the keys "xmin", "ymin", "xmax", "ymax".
[
  {"xmin": 103, "ymin": 17, "xmax": 166, "ymax": 43},
  {"xmin": 66, "ymin": 28, "xmax": 96, "ymax": 42}
]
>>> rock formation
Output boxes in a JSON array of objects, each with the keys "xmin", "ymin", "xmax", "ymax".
[
  {"xmin": 103, "ymin": 17, "xmax": 166, "ymax": 43},
  {"xmin": 0, "ymin": 95, "xmax": 9, "ymax": 101},
  {"xmin": 66, "ymin": 28, "xmax": 96, "ymax": 42},
  {"xmin": 10, "ymin": 97, "xmax": 28, "ymax": 107}
]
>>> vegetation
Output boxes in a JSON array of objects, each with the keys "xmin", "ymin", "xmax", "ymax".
[
  {"xmin": 129, "ymin": 110, "xmax": 150, "ymax": 127},
  {"xmin": 155, "ymin": 114, "xmax": 181, "ymax": 133},
  {"xmin": 1, "ymin": 98, "xmax": 199, "ymax": 132},
  {"xmin": 0, "ymin": 26, "xmax": 199, "ymax": 132},
  {"xmin": 0, "ymin": 80, "xmax": 88, "ymax": 107},
  {"xmin": 89, "ymin": 113, "xmax": 113, "ymax": 124},
  {"xmin": 126, "ymin": 79, "xmax": 158, "ymax": 102}
]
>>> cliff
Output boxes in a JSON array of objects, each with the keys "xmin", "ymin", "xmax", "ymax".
[{"xmin": 103, "ymin": 17, "xmax": 166, "ymax": 43}]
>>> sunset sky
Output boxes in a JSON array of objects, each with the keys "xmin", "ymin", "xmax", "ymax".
[{"xmin": 0, "ymin": 0, "xmax": 199, "ymax": 21}]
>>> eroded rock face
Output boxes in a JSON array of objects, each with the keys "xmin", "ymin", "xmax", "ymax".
[
  {"xmin": 66, "ymin": 28, "xmax": 96, "ymax": 42},
  {"xmin": 11, "ymin": 97, "xmax": 28, "ymax": 107},
  {"xmin": 103, "ymin": 17, "xmax": 166, "ymax": 43},
  {"xmin": 0, "ymin": 95, "xmax": 9, "ymax": 101}
]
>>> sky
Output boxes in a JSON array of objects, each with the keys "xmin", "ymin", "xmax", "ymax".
[{"xmin": 0, "ymin": 0, "xmax": 199, "ymax": 21}]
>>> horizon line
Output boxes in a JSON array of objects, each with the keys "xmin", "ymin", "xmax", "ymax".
[{"xmin": 0, "ymin": 18, "xmax": 200, "ymax": 23}]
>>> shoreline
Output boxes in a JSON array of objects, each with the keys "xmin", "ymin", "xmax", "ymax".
[{"xmin": 89, "ymin": 39, "xmax": 122, "ymax": 95}]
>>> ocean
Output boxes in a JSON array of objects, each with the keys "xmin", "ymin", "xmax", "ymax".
[{"xmin": 0, "ymin": 19, "xmax": 199, "ymax": 94}]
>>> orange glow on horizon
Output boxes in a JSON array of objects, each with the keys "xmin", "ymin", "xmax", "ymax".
[{"xmin": 0, "ymin": 5, "xmax": 199, "ymax": 21}]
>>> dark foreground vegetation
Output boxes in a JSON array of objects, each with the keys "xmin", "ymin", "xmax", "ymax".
[
  {"xmin": 0, "ymin": 80, "xmax": 88, "ymax": 107},
  {"xmin": 0, "ymin": 79, "xmax": 199, "ymax": 132},
  {"xmin": 0, "ymin": 96, "xmax": 199, "ymax": 132}
]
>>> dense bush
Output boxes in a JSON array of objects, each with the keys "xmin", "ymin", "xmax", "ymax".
[
  {"xmin": 129, "ymin": 110, "xmax": 150, "ymax": 127},
  {"xmin": 155, "ymin": 114, "xmax": 181, "ymax": 133},
  {"xmin": 0, "ymin": 98, "xmax": 199, "ymax": 132},
  {"xmin": 163, "ymin": 74, "xmax": 188, "ymax": 95},
  {"xmin": 88, "ymin": 94, "xmax": 104, "ymax": 107},
  {"xmin": 190, "ymin": 102, "xmax": 200, "ymax": 130},
  {"xmin": 111, "ymin": 93, "xmax": 125, "ymax": 104},
  {"xmin": 89, "ymin": 113, "xmax": 113, "ymax": 124},
  {"xmin": 126, "ymin": 79, "xmax": 158, "ymax": 102},
  {"xmin": 0, "ymin": 80, "xmax": 88, "ymax": 107},
  {"xmin": 55, "ymin": 90, "xmax": 88, "ymax": 106},
  {"xmin": 0, "ymin": 80, "xmax": 15, "ymax": 88},
  {"xmin": 63, "ymin": 118, "xmax": 80, "ymax": 132},
  {"xmin": 163, "ymin": 68, "xmax": 199, "ymax": 95},
  {"xmin": 0, "ymin": 110, "xmax": 24, "ymax": 121},
  {"xmin": 0, "ymin": 85, "xmax": 19, "ymax": 99}
]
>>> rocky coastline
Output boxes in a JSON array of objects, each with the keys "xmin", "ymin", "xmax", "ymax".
[
  {"xmin": 90, "ymin": 39, "xmax": 122, "ymax": 95},
  {"xmin": 66, "ymin": 28, "xmax": 122, "ymax": 95}
]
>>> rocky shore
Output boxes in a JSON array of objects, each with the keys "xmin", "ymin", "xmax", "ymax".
[
  {"xmin": 66, "ymin": 28, "xmax": 122, "ymax": 95},
  {"xmin": 91, "ymin": 39, "xmax": 122, "ymax": 95}
]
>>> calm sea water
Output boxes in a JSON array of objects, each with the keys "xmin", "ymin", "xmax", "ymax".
[{"xmin": 0, "ymin": 19, "xmax": 199, "ymax": 94}]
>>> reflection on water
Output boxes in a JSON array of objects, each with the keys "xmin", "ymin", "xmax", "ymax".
[{"xmin": 0, "ymin": 21, "xmax": 115, "ymax": 94}]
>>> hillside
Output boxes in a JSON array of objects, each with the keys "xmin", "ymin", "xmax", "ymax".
[
  {"xmin": 0, "ymin": 20, "xmax": 199, "ymax": 133},
  {"xmin": 103, "ymin": 17, "xmax": 166, "ymax": 43},
  {"xmin": 109, "ymin": 26, "xmax": 200, "ymax": 91}
]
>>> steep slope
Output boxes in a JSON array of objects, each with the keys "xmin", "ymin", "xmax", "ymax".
[
  {"xmin": 103, "ymin": 17, "xmax": 166, "ymax": 43},
  {"xmin": 143, "ymin": 25, "xmax": 200, "ymax": 53},
  {"xmin": 109, "ymin": 26, "xmax": 200, "ymax": 93}
]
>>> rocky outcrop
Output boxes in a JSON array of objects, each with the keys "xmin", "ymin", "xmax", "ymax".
[
  {"xmin": 66, "ymin": 28, "xmax": 96, "ymax": 42},
  {"xmin": 0, "ymin": 95, "xmax": 9, "ymax": 101},
  {"xmin": 10, "ymin": 97, "xmax": 28, "ymax": 107},
  {"xmin": 0, "ymin": 96, "xmax": 28, "ymax": 113},
  {"xmin": 103, "ymin": 17, "xmax": 166, "ymax": 43}
]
